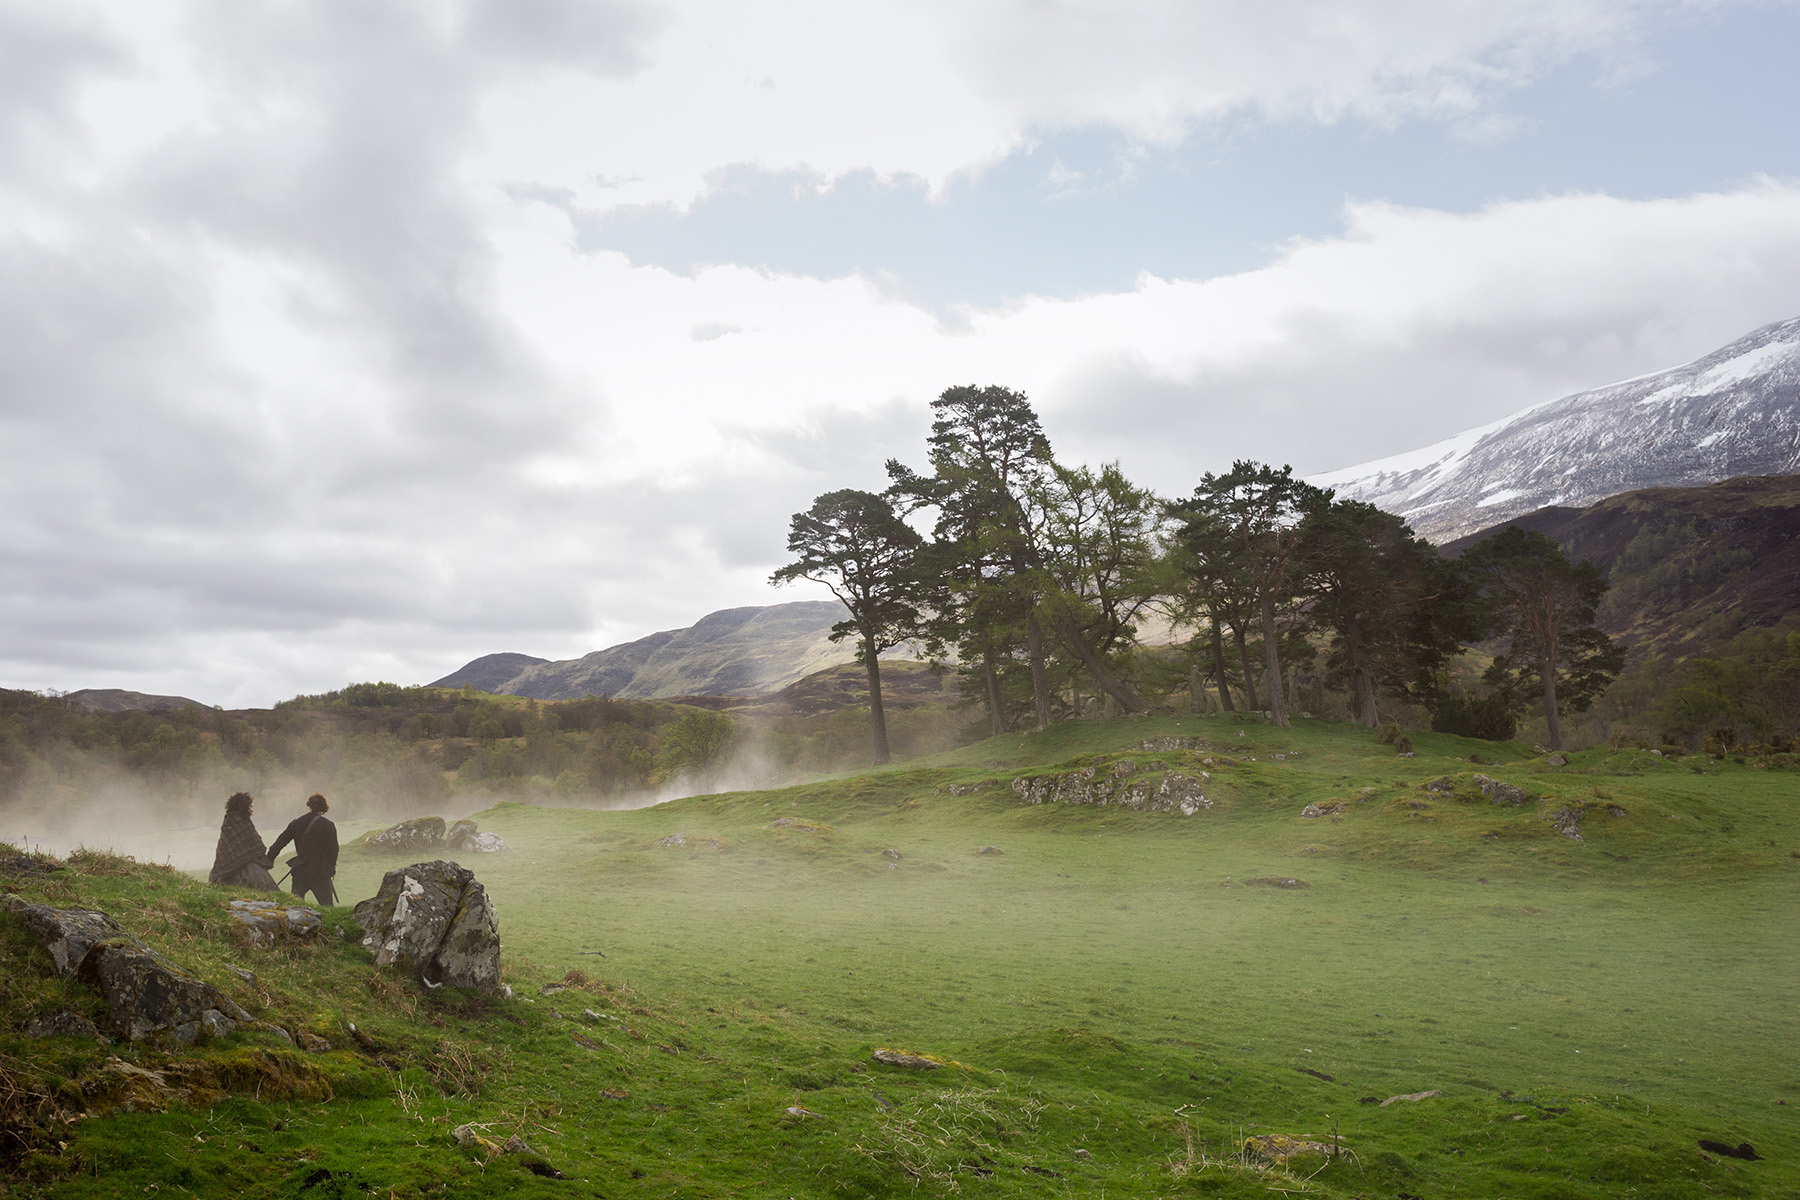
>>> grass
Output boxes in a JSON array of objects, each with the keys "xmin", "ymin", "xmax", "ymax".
[{"xmin": 1, "ymin": 711, "xmax": 1796, "ymax": 1197}]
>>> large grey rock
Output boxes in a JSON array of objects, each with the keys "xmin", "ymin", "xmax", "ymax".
[
  {"xmin": 228, "ymin": 899, "xmax": 323, "ymax": 949},
  {"xmin": 362, "ymin": 816, "xmax": 447, "ymax": 852},
  {"xmin": 3, "ymin": 894, "xmax": 143, "ymax": 976},
  {"xmin": 77, "ymin": 943, "xmax": 252, "ymax": 1042},
  {"xmin": 4, "ymin": 896, "xmax": 254, "ymax": 1042},
  {"xmin": 354, "ymin": 861, "xmax": 502, "ymax": 992},
  {"xmin": 447, "ymin": 819, "xmax": 510, "ymax": 853}
]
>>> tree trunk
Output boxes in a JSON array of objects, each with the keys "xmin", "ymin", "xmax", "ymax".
[
  {"xmin": 1344, "ymin": 620, "xmax": 1379, "ymax": 726},
  {"xmin": 1026, "ymin": 611, "xmax": 1053, "ymax": 731},
  {"xmin": 864, "ymin": 640, "xmax": 892, "ymax": 765},
  {"xmin": 983, "ymin": 649, "xmax": 1008, "ymax": 736},
  {"xmin": 1232, "ymin": 621, "xmax": 1260, "ymax": 711},
  {"xmin": 1187, "ymin": 664, "xmax": 1205, "ymax": 714},
  {"xmin": 1054, "ymin": 611, "xmax": 1149, "ymax": 714},
  {"xmin": 1260, "ymin": 588, "xmax": 1290, "ymax": 727},
  {"xmin": 1211, "ymin": 622, "xmax": 1235, "ymax": 712},
  {"xmin": 1542, "ymin": 664, "xmax": 1563, "ymax": 751}
]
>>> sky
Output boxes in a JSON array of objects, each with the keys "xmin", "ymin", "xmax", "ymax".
[{"xmin": 3, "ymin": 0, "xmax": 1800, "ymax": 709}]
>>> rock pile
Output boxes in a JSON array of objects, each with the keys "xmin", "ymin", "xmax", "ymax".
[
  {"xmin": 447, "ymin": 819, "xmax": 509, "ymax": 853},
  {"xmin": 3, "ymin": 895, "xmax": 255, "ymax": 1043},
  {"xmin": 363, "ymin": 815, "xmax": 509, "ymax": 854},
  {"xmin": 1011, "ymin": 759, "xmax": 1212, "ymax": 815},
  {"xmin": 353, "ymin": 861, "xmax": 502, "ymax": 993}
]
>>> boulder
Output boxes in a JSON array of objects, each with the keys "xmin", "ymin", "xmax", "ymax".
[
  {"xmin": 25, "ymin": 1011, "xmax": 104, "ymax": 1039},
  {"xmin": 361, "ymin": 816, "xmax": 447, "ymax": 853},
  {"xmin": 1473, "ymin": 774, "xmax": 1530, "ymax": 805},
  {"xmin": 353, "ymin": 861, "xmax": 502, "ymax": 993},
  {"xmin": 228, "ymin": 900, "xmax": 323, "ymax": 949},
  {"xmin": 3, "ymin": 894, "xmax": 143, "ymax": 977},
  {"xmin": 1300, "ymin": 801, "xmax": 1346, "ymax": 818},
  {"xmin": 872, "ymin": 1048, "xmax": 942, "ymax": 1070},
  {"xmin": 77, "ymin": 942, "xmax": 253, "ymax": 1042}
]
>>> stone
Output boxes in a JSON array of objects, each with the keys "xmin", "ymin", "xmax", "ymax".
[
  {"xmin": 446, "ymin": 819, "xmax": 479, "ymax": 851},
  {"xmin": 1546, "ymin": 753, "xmax": 1569, "ymax": 767},
  {"xmin": 353, "ymin": 861, "xmax": 502, "ymax": 993},
  {"xmin": 297, "ymin": 1031, "xmax": 332, "ymax": 1052},
  {"xmin": 3, "ymin": 894, "xmax": 143, "ymax": 977},
  {"xmin": 78, "ymin": 942, "xmax": 252, "ymax": 1042},
  {"xmin": 1472, "ymin": 775, "xmax": 1529, "ymax": 805},
  {"xmin": 1300, "ymin": 801, "xmax": 1346, "ymax": 819},
  {"xmin": 1380, "ymin": 1089, "xmax": 1442, "ymax": 1106},
  {"xmin": 228, "ymin": 899, "xmax": 323, "ymax": 949},
  {"xmin": 1140, "ymin": 736, "xmax": 1203, "ymax": 752},
  {"xmin": 1244, "ymin": 1134, "xmax": 1339, "ymax": 1162},
  {"xmin": 25, "ymin": 1010, "xmax": 104, "ymax": 1040},
  {"xmin": 1550, "ymin": 807, "xmax": 1586, "ymax": 840},
  {"xmin": 360, "ymin": 817, "xmax": 447, "ymax": 853},
  {"xmin": 1011, "ymin": 763, "xmax": 1211, "ymax": 815},
  {"xmin": 974, "ymin": 846, "xmax": 1004, "ymax": 856},
  {"xmin": 445, "ymin": 822, "xmax": 509, "ymax": 853},
  {"xmin": 872, "ymin": 1048, "xmax": 942, "ymax": 1070},
  {"xmin": 881, "ymin": 848, "xmax": 902, "ymax": 861}
]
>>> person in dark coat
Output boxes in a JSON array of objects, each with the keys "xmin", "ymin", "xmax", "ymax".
[
  {"xmin": 209, "ymin": 792, "xmax": 278, "ymax": 890},
  {"xmin": 266, "ymin": 793, "xmax": 339, "ymax": 906}
]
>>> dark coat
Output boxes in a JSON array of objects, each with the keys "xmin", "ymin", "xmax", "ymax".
[
  {"xmin": 269, "ymin": 812, "xmax": 339, "ymax": 905},
  {"xmin": 209, "ymin": 811, "xmax": 277, "ymax": 890}
]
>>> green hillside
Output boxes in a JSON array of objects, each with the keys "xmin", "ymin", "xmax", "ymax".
[{"xmin": 3, "ymin": 712, "xmax": 1795, "ymax": 1197}]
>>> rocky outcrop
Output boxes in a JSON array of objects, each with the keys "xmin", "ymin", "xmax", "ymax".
[
  {"xmin": 1012, "ymin": 759, "xmax": 1212, "ymax": 815},
  {"xmin": 1420, "ymin": 774, "xmax": 1532, "ymax": 805},
  {"xmin": 353, "ymin": 861, "xmax": 502, "ymax": 993},
  {"xmin": 2, "ymin": 895, "xmax": 137, "ymax": 976},
  {"xmin": 447, "ymin": 819, "xmax": 509, "ymax": 853},
  {"xmin": 3, "ymin": 895, "xmax": 264, "ymax": 1043},
  {"xmin": 361, "ymin": 817, "xmax": 447, "ymax": 853},
  {"xmin": 228, "ymin": 899, "xmax": 323, "ymax": 949},
  {"xmin": 78, "ymin": 942, "xmax": 256, "ymax": 1042}
]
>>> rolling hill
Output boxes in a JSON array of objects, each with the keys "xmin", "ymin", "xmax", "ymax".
[{"xmin": 430, "ymin": 601, "xmax": 873, "ymax": 700}]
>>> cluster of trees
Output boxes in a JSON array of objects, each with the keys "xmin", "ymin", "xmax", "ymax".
[{"xmin": 773, "ymin": 385, "xmax": 1626, "ymax": 760}]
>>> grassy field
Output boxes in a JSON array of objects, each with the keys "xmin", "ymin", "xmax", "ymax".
[{"xmin": 2, "ymin": 712, "xmax": 1796, "ymax": 1197}]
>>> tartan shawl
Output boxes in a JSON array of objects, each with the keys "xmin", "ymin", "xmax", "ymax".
[{"xmin": 209, "ymin": 811, "xmax": 269, "ymax": 884}]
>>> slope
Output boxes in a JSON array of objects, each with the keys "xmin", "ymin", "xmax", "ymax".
[
  {"xmin": 3, "ymin": 712, "xmax": 1795, "ymax": 1198},
  {"xmin": 1440, "ymin": 473, "xmax": 1800, "ymax": 662},
  {"xmin": 431, "ymin": 600, "xmax": 864, "ymax": 700},
  {"xmin": 1316, "ymin": 315, "xmax": 1800, "ymax": 542}
]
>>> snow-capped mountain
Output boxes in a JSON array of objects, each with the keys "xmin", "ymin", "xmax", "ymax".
[{"xmin": 1313, "ymin": 316, "xmax": 1800, "ymax": 543}]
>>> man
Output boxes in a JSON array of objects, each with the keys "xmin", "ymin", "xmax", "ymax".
[{"xmin": 267, "ymin": 792, "xmax": 340, "ymax": 906}]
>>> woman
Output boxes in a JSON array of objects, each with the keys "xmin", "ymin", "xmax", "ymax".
[
  {"xmin": 267, "ymin": 792, "xmax": 339, "ymax": 906},
  {"xmin": 209, "ymin": 791, "xmax": 278, "ymax": 890}
]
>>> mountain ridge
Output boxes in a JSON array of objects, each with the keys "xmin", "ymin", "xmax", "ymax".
[
  {"xmin": 1315, "ymin": 315, "xmax": 1800, "ymax": 542},
  {"xmin": 429, "ymin": 600, "xmax": 866, "ymax": 700}
]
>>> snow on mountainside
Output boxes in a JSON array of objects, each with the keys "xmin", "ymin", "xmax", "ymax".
[{"xmin": 1313, "ymin": 316, "xmax": 1800, "ymax": 543}]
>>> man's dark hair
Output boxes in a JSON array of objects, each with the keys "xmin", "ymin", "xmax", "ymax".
[
  {"xmin": 226, "ymin": 792, "xmax": 254, "ymax": 816},
  {"xmin": 307, "ymin": 793, "xmax": 329, "ymax": 813}
]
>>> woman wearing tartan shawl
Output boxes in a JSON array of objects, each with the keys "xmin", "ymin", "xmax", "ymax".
[{"xmin": 208, "ymin": 791, "xmax": 278, "ymax": 890}]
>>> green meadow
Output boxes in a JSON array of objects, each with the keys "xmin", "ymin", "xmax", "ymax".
[{"xmin": 3, "ymin": 713, "xmax": 1796, "ymax": 1197}]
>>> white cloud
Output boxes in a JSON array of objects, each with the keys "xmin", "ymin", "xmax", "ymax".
[{"xmin": 0, "ymin": 0, "xmax": 1794, "ymax": 706}]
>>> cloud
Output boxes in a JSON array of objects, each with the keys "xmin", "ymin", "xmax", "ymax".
[{"xmin": 0, "ymin": 0, "xmax": 1793, "ymax": 709}]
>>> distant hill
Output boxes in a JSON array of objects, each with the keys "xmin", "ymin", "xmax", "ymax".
[
  {"xmin": 1316, "ymin": 315, "xmax": 1800, "ymax": 543},
  {"xmin": 428, "ymin": 652, "xmax": 548, "ymax": 693},
  {"xmin": 65, "ymin": 689, "xmax": 208, "ymax": 713},
  {"xmin": 430, "ymin": 601, "xmax": 875, "ymax": 700},
  {"xmin": 1441, "ymin": 474, "xmax": 1800, "ymax": 662}
]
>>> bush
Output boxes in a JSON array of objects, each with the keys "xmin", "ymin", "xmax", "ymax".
[{"xmin": 1431, "ymin": 691, "xmax": 1517, "ymax": 742}]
